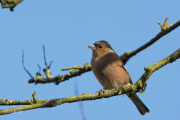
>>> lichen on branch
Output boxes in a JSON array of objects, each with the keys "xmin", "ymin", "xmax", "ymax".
[
  {"xmin": 120, "ymin": 17, "xmax": 180, "ymax": 64},
  {"xmin": 28, "ymin": 63, "xmax": 92, "ymax": 85},
  {"xmin": 0, "ymin": 0, "xmax": 23, "ymax": 11},
  {"xmin": 26, "ymin": 17, "xmax": 180, "ymax": 85},
  {"xmin": 1, "ymin": 48, "xmax": 180, "ymax": 115}
]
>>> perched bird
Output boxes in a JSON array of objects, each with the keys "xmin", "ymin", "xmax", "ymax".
[{"xmin": 88, "ymin": 40, "xmax": 149, "ymax": 115}]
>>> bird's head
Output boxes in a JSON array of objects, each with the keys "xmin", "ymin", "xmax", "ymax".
[{"xmin": 88, "ymin": 40, "xmax": 114, "ymax": 58}]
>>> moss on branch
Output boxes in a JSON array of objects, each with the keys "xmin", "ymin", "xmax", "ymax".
[
  {"xmin": 1, "ymin": 48, "xmax": 180, "ymax": 115},
  {"xmin": 0, "ymin": 83, "xmax": 144, "ymax": 115},
  {"xmin": 0, "ymin": 0, "xmax": 23, "ymax": 11},
  {"xmin": 28, "ymin": 63, "xmax": 92, "ymax": 85},
  {"xmin": 25, "ymin": 17, "xmax": 180, "ymax": 85},
  {"xmin": 120, "ymin": 17, "xmax": 180, "ymax": 64},
  {"xmin": 138, "ymin": 48, "xmax": 180, "ymax": 85}
]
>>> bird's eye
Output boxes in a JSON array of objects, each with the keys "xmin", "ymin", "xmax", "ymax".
[{"xmin": 99, "ymin": 45, "xmax": 102, "ymax": 48}]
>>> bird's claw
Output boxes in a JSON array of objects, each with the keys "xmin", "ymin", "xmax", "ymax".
[
  {"xmin": 117, "ymin": 85, "xmax": 123, "ymax": 91},
  {"xmin": 97, "ymin": 88, "xmax": 105, "ymax": 94}
]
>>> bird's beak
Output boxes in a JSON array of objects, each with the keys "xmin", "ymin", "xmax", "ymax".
[{"xmin": 88, "ymin": 45, "xmax": 96, "ymax": 50}]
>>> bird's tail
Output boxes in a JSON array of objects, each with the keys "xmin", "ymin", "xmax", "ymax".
[{"xmin": 127, "ymin": 94, "xmax": 149, "ymax": 115}]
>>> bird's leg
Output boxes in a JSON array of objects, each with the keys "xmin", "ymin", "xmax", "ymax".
[
  {"xmin": 117, "ymin": 85, "xmax": 123, "ymax": 91},
  {"xmin": 116, "ymin": 85, "xmax": 124, "ymax": 96},
  {"xmin": 97, "ymin": 88, "xmax": 105, "ymax": 94},
  {"xmin": 99, "ymin": 88, "xmax": 105, "ymax": 92}
]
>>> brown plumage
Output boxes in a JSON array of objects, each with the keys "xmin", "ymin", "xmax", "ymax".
[{"xmin": 88, "ymin": 40, "xmax": 149, "ymax": 115}]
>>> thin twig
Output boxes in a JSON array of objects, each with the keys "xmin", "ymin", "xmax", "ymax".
[
  {"xmin": 48, "ymin": 61, "xmax": 53, "ymax": 69},
  {"xmin": 37, "ymin": 64, "xmax": 41, "ymax": 75},
  {"xmin": 32, "ymin": 91, "xmax": 37, "ymax": 103},
  {"xmin": 22, "ymin": 50, "xmax": 33, "ymax": 78},
  {"xmin": 1, "ymin": 48, "xmax": 180, "ymax": 115},
  {"xmin": 28, "ymin": 18, "xmax": 180, "ymax": 84},
  {"xmin": 43, "ymin": 45, "xmax": 48, "ymax": 68},
  {"xmin": 120, "ymin": 18, "xmax": 180, "ymax": 64},
  {"xmin": 0, "ymin": 0, "xmax": 23, "ymax": 11},
  {"xmin": 28, "ymin": 63, "xmax": 91, "ymax": 84}
]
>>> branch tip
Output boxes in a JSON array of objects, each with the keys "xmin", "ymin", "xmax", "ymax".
[
  {"xmin": 37, "ymin": 64, "xmax": 41, "ymax": 75},
  {"xmin": 0, "ymin": 0, "xmax": 23, "ymax": 11},
  {"xmin": 22, "ymin": 50, "xmax": 34, "ymax": 78},
  {"xmin": 32, "ymin": 91, "xmax": 37, "ymax": 103},
  {"xmin": 42, "ymin": 45, "xmax": 48, "ymax": 68},
  {"xmin": 48, "ymin": 61, "xmax": 53, "ymax": 68},
  {"xmin": 158, "ymin": 17, "xmax": 173, "ymax": 31},
  {"xmin": 120, "ymin": 17, "xmax": 180, "ymax": 64},
  {"xmin": 163, "ymin": 17, "xmax": 169, "ymax": 27},
  {"xmin": 27, "ymin": 17, "xmax": 180, "ymax": 86}
]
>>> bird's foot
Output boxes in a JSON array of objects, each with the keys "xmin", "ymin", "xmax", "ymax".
[
  {"xmin": 117, "ymin": 85, "xmax": 123, "ymax": 91},
  {"xmin": 97, "ymin": 88, "xmax": 105, "ymax": 94},
  {"xmin": 116, "ymin": 85, "xmax": 123, "ymax": 95}
]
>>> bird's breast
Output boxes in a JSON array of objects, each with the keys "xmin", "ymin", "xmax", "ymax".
[
  {"xmin": 91, "ymin": 55, "xmax": 117, "ymax": 89},
  {"xmin": 91, "ymin": 53, "xmax": 130, "ymax": 90}
]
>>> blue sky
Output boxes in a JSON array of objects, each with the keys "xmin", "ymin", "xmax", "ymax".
[{"xmin": 0, "ymin": 1, "xmax": 180, "ymax": 120}]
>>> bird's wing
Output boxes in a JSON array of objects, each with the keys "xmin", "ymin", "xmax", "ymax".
[{"xmin": 119, "ymin": 63, "xmax": 133, "ymax": 84}]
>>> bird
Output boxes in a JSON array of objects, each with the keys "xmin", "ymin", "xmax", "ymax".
[{"xmin": 88, "ymin": 40, "xmax": 149, "ymax": 115}]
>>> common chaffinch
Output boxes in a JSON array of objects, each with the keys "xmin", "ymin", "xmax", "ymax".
[{"xmin": 88, "ymin": 40, "xmax": 149, "ymax": 115}]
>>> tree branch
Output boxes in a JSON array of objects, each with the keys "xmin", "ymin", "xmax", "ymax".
[
  {"xmin": 26, "ymin": 17, "xmax": 180, "ymax": 85},
  {"xmin": 2, "ymin": 48, "xmax": 180, "ymax": 115},
  {"xmin": 120, "ymin": 17, "xmax": 180, "ymax": 64},
  {"xmin": 28, "ymin": 63, "xmax": 91, "ymax": 85},
  {"xmin": 0, "ymin": 0, "xmax": 23, "ymax": 11},
  {"xmin": 22, "ymin": 50, "xmax": 34, "ymax": 79}
]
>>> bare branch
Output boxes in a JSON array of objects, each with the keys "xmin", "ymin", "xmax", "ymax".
[
  {"xmin": 120, "ymin": 17, "xmax": 180, "ymax": 64},
  {"xmin": 32, "ymin": 91, "xmax": 37, "ymax": 103},
  {"xmin": 28, "ymin": 63, "xmax": 91, "ymax": 85},
  {"xmin": 37, "ymin": 64, "xmax": 41, "ymax": 75},
  {"xmin": 1, "ymin": 48, "xmax": 180, "ymax": 115},
  {"xmin": 27, "ymin": 18, "xmax": 180, "ymax": 85},
  {"xmin": 48, "ymin": 61, "xmax": 53, "ymax": 69},
  {"xmin": 42, "ymin": 46, "xmax": 53, "ymax": 79},
  {"xmin": 43, "ymin": 45, "xmax": 48, "ymax": 68},
  {"xmin": 23, "ymin": 46, "xmax": 54, "ymax": 83},
  {"xmin": 0, "ymin": 98, "xmax": 50, "ymax": 106},
  {"xmin": 0, "ymin": 86, "xmax": 143, "ymax": 115},
  {"xmin": 0, "ymin": 0, "xmax": 23, "ymax": 11},
  {"xmin": 142, "ymin": 48, "xmax": 180, "ymax": 83},
  {"xmin": 62, "ymin": 62, "xmax": 90, "ymax": 71},
  {"xmin": 22, "ymin": 50, "xmax": 34, "ymax": 79}
]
